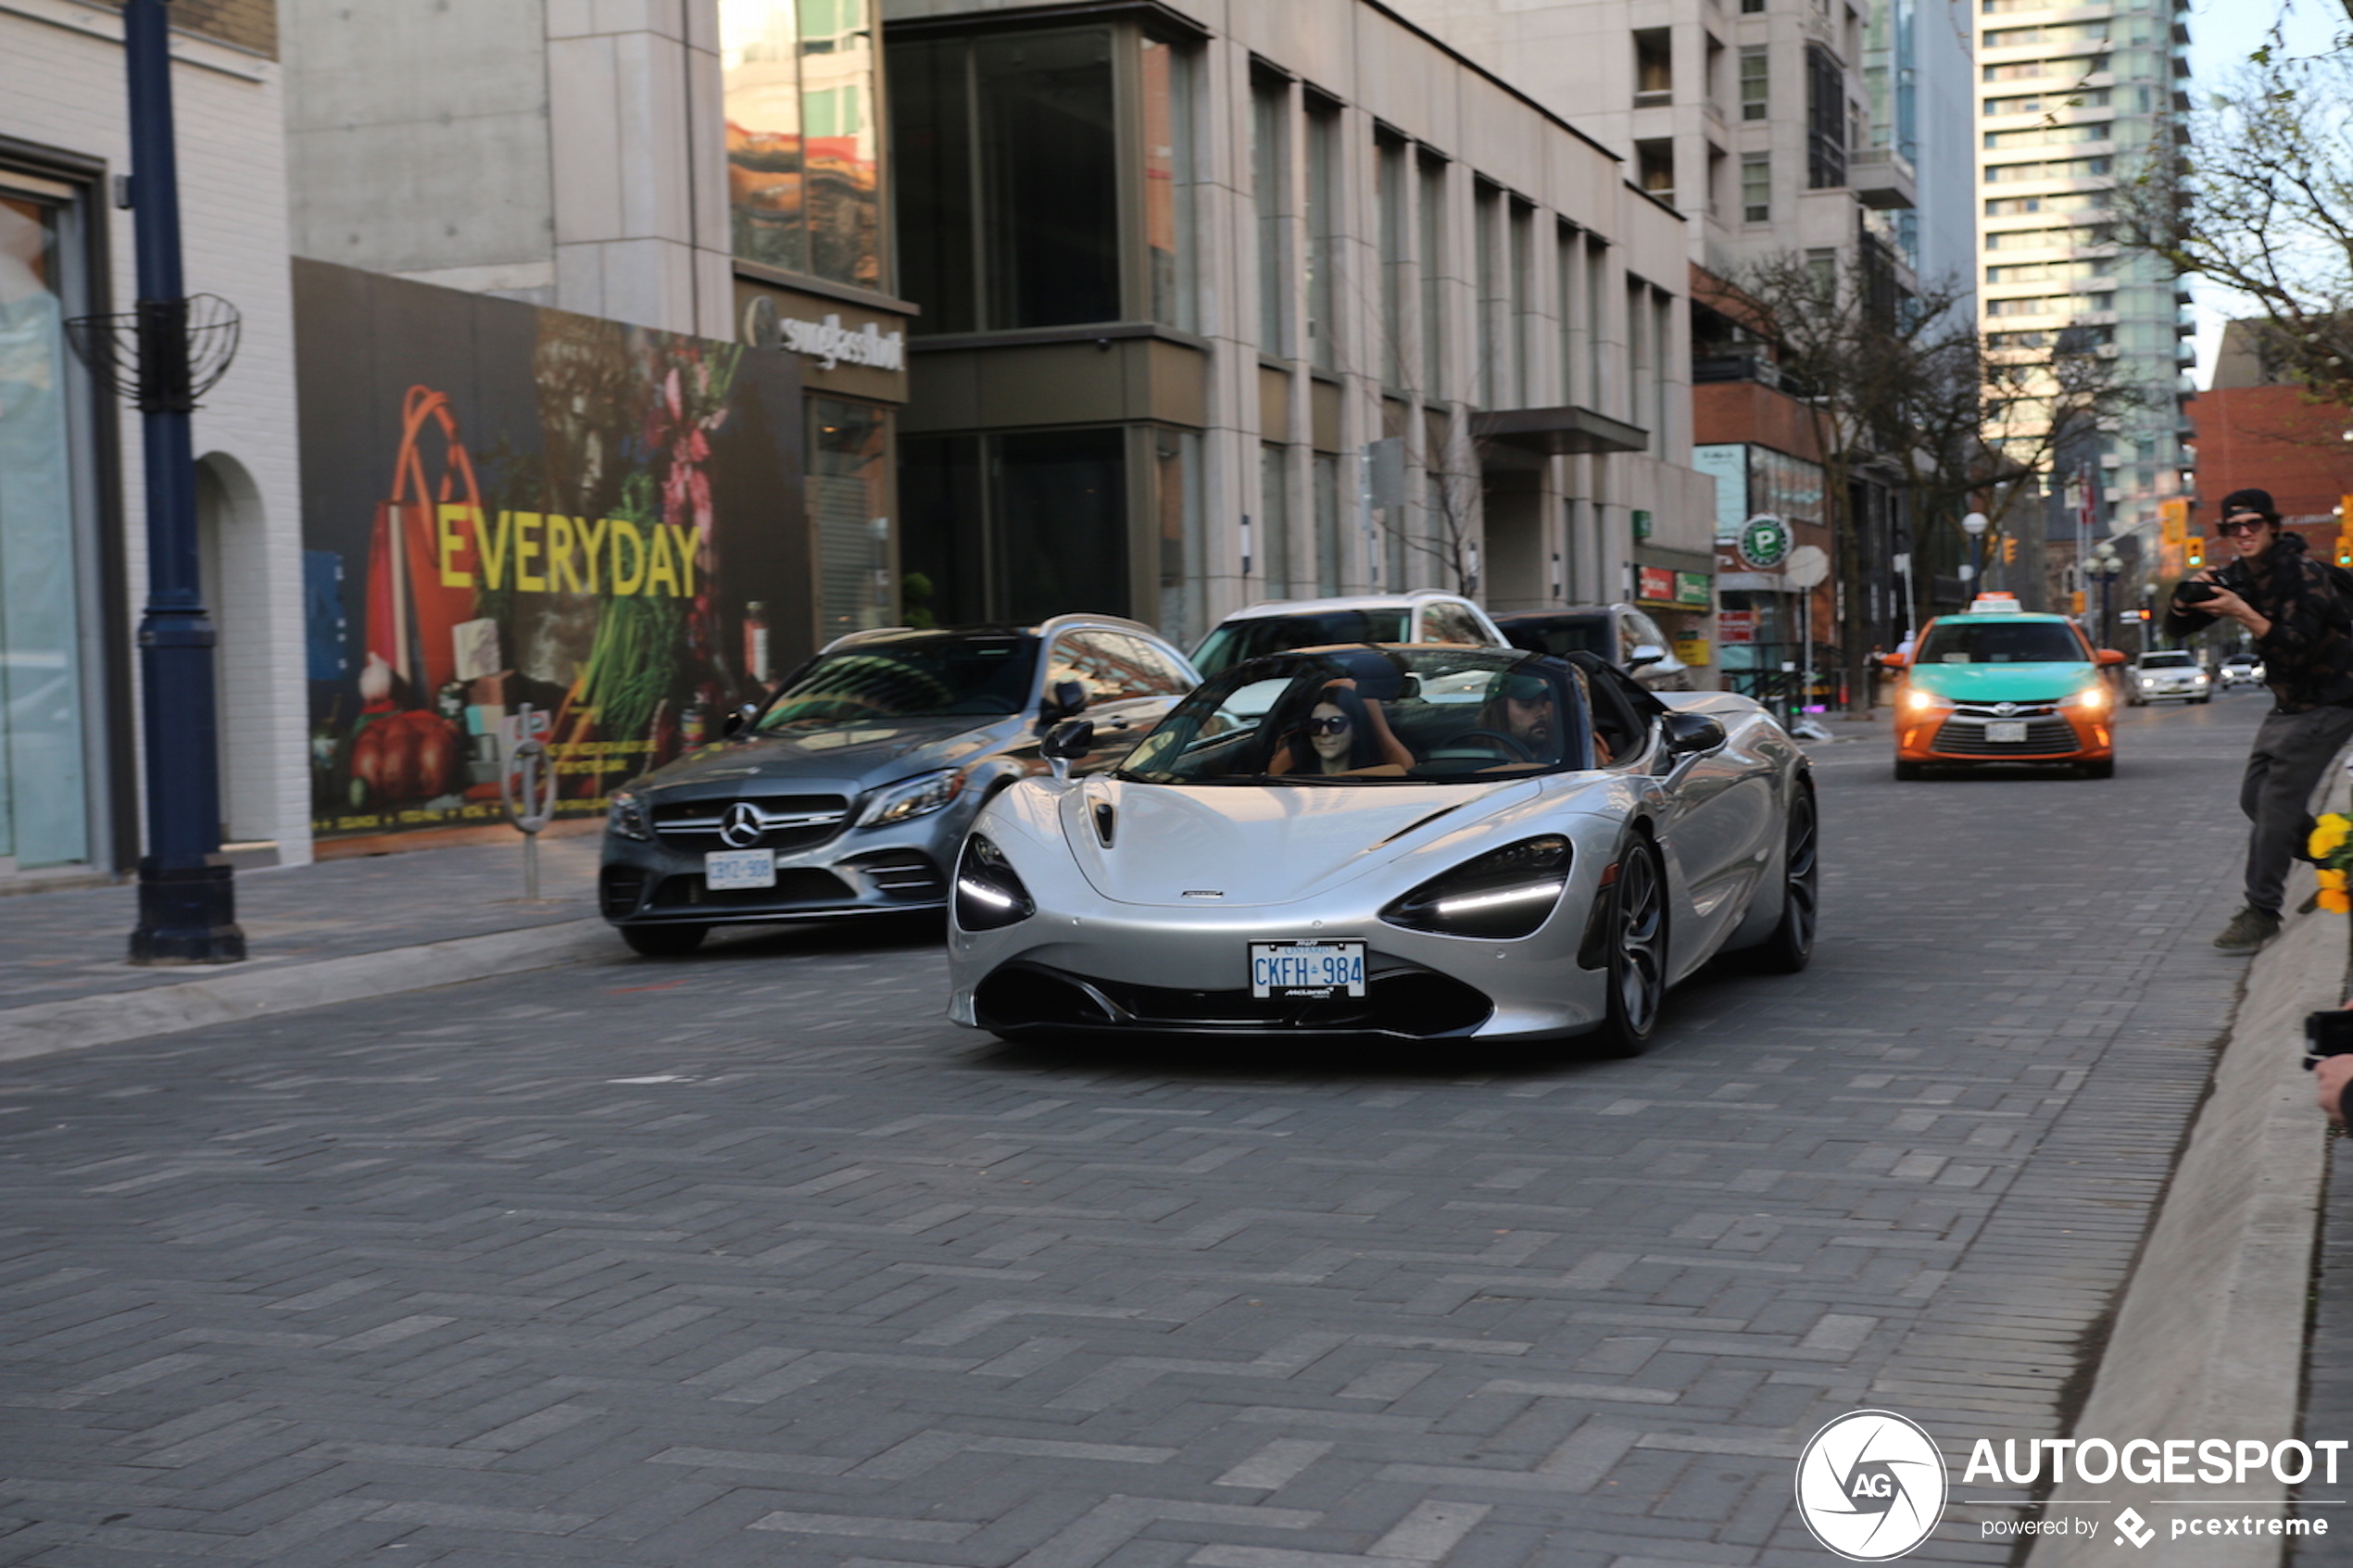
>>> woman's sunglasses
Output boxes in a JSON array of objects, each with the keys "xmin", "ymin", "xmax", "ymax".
[{"xmin": 1308, "ymin": 714, "xmax": 1352, "ymax": 735}]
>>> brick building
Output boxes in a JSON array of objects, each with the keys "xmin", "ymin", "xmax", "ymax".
[{"xmin": 2190, "ymin": 319, "xmax": 2353, "ymax": 563}]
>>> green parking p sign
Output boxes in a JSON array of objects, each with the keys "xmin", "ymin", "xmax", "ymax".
[{"xmin": 1737, "ymin": 515, "xmax": 1790, "ymax": 571}]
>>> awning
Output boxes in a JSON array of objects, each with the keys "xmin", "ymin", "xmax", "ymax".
[{"xmin": 1470, "ymin": 403, "xmax": 1648, "ymax": 456}]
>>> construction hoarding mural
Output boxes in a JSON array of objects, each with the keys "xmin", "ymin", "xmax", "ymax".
[{"xmin": 295, "ymin": 259, "xmax": 806, "ymax": 843}]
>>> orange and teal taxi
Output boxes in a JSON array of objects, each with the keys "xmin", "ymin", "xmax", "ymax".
[{"xmin": 1886, "ymin": 596, "xmax": 2125, "ymax": 780}]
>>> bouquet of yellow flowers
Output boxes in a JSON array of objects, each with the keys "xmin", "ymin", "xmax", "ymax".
[{"xmin": 2311, "ymin": 814, "xmax": 2353, "ymax": 912}]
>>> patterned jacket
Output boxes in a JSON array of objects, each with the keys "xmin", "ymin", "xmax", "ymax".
[{"xmin": 2165, "ymin": 531, "xmax": 2353, "ymax": 712}]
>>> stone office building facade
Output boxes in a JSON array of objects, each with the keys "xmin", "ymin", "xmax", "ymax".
[{"xmin": 885, "ymin": 0, "xmax": 1717, "ymax": 656}]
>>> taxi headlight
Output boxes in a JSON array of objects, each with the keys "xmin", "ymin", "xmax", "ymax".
[
  {"xmin": 2063, "ymin": 684, "xmax": 2111, "ymax": 710},
  {"xmin": 953, "ymin": 834, "xmax": 1034, "ymax": 932},
  {"xmin": 1382, "ymin": 835, "xmax": 1571, "ymax": 939},
  {"xmin": 1901, "ymin": 687, "xmax": 1955, "ymax": 715}
]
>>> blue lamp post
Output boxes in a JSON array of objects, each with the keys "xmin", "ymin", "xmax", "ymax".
[{"xmin": 121, "ymin": 0, "xmax": 242, "ymax": 963}]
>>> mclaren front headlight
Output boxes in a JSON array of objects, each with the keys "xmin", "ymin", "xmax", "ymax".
[
  {"xmin": 606, "ymin": 789, "xmax": 653, "ymax": 841},
  {"xmin": 1381, "ymin": 834, "xmax": 1572, "ymax": 939},
  {"xmin": 859, "ymin": 770, "xmax": 963, "ymax": 829},
  {"xmin": 953, "ymin": 834, "xmax": 1035, "ymax": 932}
]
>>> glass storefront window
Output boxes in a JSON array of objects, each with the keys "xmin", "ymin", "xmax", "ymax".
[
  {"xmin": 979, "ymin": 31, "xmax": 1118, "ymax": 329},
  {"xmin": 723, "ymin": 0, "xmax": 885, "ymax": 292},
  {"xmin": 898, "ymin": 428, "xmax": 1129, "ymax": 625},
  {"xmin": 1259, "ymin": 444, "xmax": 1291, "ymax": 598},
  {"xmin": 811, "ymin": 397, "xmax": 893, "ymax": 644},
  {"xmin": 1155, "ymin": 428, "xmax": 1201, "ymax": 640},
  {"xmin": 0, "ymin": 193, "xmax": 91, "ymax": 869}
]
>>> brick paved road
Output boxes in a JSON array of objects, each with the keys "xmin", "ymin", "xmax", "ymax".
[{"xmin": 0, "ymin": 695, "xmax": 2274, "ymax": 1567}]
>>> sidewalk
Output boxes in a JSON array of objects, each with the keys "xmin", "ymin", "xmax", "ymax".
[{"xmin": 0, "ymin": 834, "xmax": 603, "ymax": 1011}]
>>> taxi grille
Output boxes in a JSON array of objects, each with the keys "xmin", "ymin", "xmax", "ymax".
[{"xmin": 1929, "ymin": 717, "xmax": 2080, "ymax": 756}]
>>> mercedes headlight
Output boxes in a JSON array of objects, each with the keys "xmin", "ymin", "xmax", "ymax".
[
  {"xmin": 954, "ymin": 834, "xmax": 1035, "ymax": 931},
  {"xmin": 859, "ymin": 770, "xmax": 963, "ymax": 828},
  {"xmin": 606, "ymin": 789, "xmax": 653, "ymax": 841},
  {"xmin": 1381, "ymin": 834, "xmax": 1571, "ymax": 939}
]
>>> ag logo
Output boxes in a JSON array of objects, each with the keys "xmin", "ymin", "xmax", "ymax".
[{"xmin": 1794, "ymin": 1410, "xmax": 1947, "ymax": 1561}]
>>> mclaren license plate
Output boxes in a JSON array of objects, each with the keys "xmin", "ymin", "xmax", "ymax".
[
  {"xmin": 704, "ymin": 848, "xmax": 776, "ymax": 890},
  {"xmin": 1986, "ymin": 721, "xmax": 2029, "ymax": 744},
  {"xmin": 1251, "ymin": 941, "xmax": 1366, "ymax": 999}
]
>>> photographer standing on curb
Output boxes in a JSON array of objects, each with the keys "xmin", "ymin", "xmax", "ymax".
[{"xmin": 2166, "ymin": 488, "xmax": 2353, "ymax": 953}]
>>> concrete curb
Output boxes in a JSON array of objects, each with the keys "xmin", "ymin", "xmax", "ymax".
[
  {"xmin": 0, "ymin": 919, "xmax": 618, "ymax": 1064},
  {"xmin": 2028, "ymin": 887, "xmax": 2347, "ymax": 1568}
]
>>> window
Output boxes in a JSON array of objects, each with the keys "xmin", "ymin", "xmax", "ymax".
[
  {"xmin": 0, "ymin": 185, "xmax": 94, "ymax": 869},
  {"xmin": 1634, "ymin": 29, "xmax": 1673, "ymax": 102},
  {"xmin": 1141, "ymin": 37, "xmax": 1197, "ymax": 332},
  {"xmin": 1474, "ymin": 182, "xmax": 1503, "ymax": 406},
  {"xmin": 1740, "ymin": 46, "xmax": 1769, "ymax": 119},
  {"xmin": 1983, "ymin": 21, "xmax": 2108, "ymax": 47},
  {"xmin": 1509, "ymin": 201, "xmax": 1534, "ymax": 408},
  {"xmin": 1982, "ymin": 155, "xmax": 2113, "ymax": 182},
  {"xmin": 1155, "ymin": 428, "xmax": 1202, "ymax": 638},
  {"xmin": 1586, "ymin": 235, "xmax": 1610, "ymax": 415},
  {"xmin": 812, "ymin": 398, "xmax": 893, "ymax": 643},
  {"xmin": 1417, "ymin": 155, "xmax": 1447, "ymax": 395},
  {"xmin": 898, "ymin": 429, "xmax": 1128, "ymax": 622},
  {"xmin": 1984, "ymin": 121, "xmax": 2113, "ymax": 150},
  {"xmin": 1305, "ymin": 99, "xmax": 1340, "ymax": 373},
  {"xmin": 1051, "ymin": 630, "xmax": 1187, "ymax": 703},
  {"xmin": 1805, "ymin": 43, "xmax": 1845, "ymax": 189},
  {"xmin": 1982, "ymin": 88, "xmax": 2110, "ymax": 116},
  {"xmin": 1260, "ymin": 445, "xmax": 1293, "ymax": 598},
  {"xmin": 1985, "ymin": 257, "xmax": 2113, "ymax": 283},
  {"xmin": 1984, "ymin": 191, "xmax": 2107, "ymax": 217},
  {"xmin": 1378, "ymin": 133, "xmax": 1408, "ymax": 390},
  {"xmin": 1556, "ymin": 224, "xmax": 1580, "ymax": 406},
  {"xmin": 1983, "ymin": 222, "xmax": 2114, "ymax": 249},
  {"xmin": 1742, "ymin": 0, "xmax": 1764, "ymax": 13},
  {"xmin": 1254, "ymin": 74, "xmax": 1291, "ymax": 358},
  {"xmin": 1314, "ymin": 452, "xmax": 1341, "ymax": 595},
  {"xmin": 724, "ymin": 0, "xmax": 886, "ymax": 289},
  {"xmin": 1102, "ymin": 632, "xmax": 1196, "ymax": 696},
  {"xmin": 1636, "ymin": 140, "xmax": 1675, "ymax": 201},
  {"xmin": 1742, "ymin": 152, "xmax": 1771, "ymax": 222},
  {"xmin": 1982, "ymin": 56, "xmax": 2104, "ymax": 82},
  {"xmin": 891, "ymin": 28, "xmax": 1120, "ymax": 332}
]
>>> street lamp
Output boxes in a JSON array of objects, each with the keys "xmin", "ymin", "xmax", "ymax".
[
  {"xmin": 1961, "ymin": 511, "xmax": 1989, "ymax": 589},
  {"xmin": 2086, "ymin": 542, "xmax": 2122, "ymax": 646}
]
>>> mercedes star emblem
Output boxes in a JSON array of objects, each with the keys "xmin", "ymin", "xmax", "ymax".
[{"xmin": 718, "ymin": 802, "xmax": 765, "ymax": 849}]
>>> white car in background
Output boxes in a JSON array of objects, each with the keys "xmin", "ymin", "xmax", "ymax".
[
  {"xmin": 2127, "ymin": 649, "xmax": 2211, "ymax": 706},
  {"xmin": 1190, "ymin": 592, "xmax": 1508, "ymax": 676}
]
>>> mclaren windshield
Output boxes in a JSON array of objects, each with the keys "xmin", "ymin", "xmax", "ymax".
[
  {"xmin": 758, "ymin": 634, "xmax": 1036, "ymax": 729},
  {"xmin": 1114, "ymin": 646, "xmax": 1599, "ymax": 784}
]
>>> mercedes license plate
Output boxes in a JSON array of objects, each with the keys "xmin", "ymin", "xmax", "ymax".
[
  {"xmin": 704, "ymin": 848, "xmax": 776, "ymax": 890},
  {"xmin": 1251, "ymin": 941, "xmax": 1366, "ymax": 999},
  {"xmin": 1986, "ymin": 721, "xmax": 2029, "ymax": 744}
]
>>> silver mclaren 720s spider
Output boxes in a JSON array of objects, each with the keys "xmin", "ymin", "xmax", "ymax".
[{"xmin": 945, "ymin": 643, "xmax": 1817, "ymax": 1054}]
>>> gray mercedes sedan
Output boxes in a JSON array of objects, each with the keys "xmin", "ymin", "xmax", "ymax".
[{"xmin": 598, "ymin": 616, "xmax": 1201, "ymax": 954}]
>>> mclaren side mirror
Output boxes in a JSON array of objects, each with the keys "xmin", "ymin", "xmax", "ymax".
[
  {"xmin": 1662, "ymin": 711, "xmax": 1726, "ymax": 758},
  {"xmin": 1040, "ymin": 719, "xmax": 1095, "ymax": 781},
  {"xmin": 1039, "ymin": 679, "xmax": 1089, "ymax": 725},
  {"xmin": 722, "ymin": 702, "xmax": 759, "ymax": 737},
  {"xmin": 1627, "ymin": 643, "xmax": 1667, "ymax": 671}
]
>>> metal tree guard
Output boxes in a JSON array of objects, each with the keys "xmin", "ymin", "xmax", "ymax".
[{"xmin": 106, "ymin": 0, "xmax": 245, "ymax": 962}]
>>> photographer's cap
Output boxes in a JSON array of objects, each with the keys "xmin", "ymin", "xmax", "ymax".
[{"xmin": 2220, "ymin": 487, "xmax": 2281, "ymax": 522}]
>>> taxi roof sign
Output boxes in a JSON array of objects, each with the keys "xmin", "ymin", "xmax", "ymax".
[{"xmin": 1968, "ymin": 594, "xmax": 2022, "ymax": 613}]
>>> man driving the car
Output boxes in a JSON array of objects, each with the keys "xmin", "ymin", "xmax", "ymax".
[{"xmin": 1478, "ymin": 669, "xmax": 1612, "ymax": 765}]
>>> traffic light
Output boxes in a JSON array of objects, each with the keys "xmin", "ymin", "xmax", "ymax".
[
  {"xmin": 2337, "ymin": 535, "xmax": 2352, "ymax": 570},
  {"xmin": 2186, "ymin": 536, "xmax": 2205, "ymax": 568},
  {"xmin": 2001, "ymin": 535, "xmax": 2019, "ymax": 565}
]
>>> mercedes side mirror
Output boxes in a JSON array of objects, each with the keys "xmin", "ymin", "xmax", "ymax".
[
  {"xmin": 1662, "ymin": 711, "xmax": 1726, "ymax": 758},
  {"xmin": 1039, "ymin": 679, "xmax": 1089, "ymax": 724},
  {"xmin": 1627, "ymin": 643, "xmax": 1667, "ymax": 671},
  {"xmin": 722, "ymin": 702, "xmax": 759, "ymax": 737},
  {"xmin": 1040, "ymin": 719, "xmax": 1095, "ymax": 781}
]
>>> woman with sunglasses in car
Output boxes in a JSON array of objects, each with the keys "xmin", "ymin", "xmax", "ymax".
[{"xmin": 1269, "ymin": 680, "xmax": 1414, "ymax": 775}]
